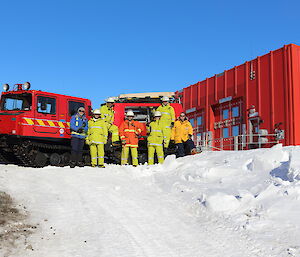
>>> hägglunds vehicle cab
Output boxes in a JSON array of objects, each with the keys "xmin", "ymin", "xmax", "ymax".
[{"xmin": 0, "ymin": 82, "xmax": 92, "ymax": 167}]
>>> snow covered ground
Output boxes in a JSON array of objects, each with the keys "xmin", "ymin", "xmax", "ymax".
[{"xmin": 0, "ymin": 144, "xmax": 300, "ymax": 257}]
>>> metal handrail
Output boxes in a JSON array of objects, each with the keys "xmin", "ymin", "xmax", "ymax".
[{"xmin": 198, "ymin": 133, "xmax": 281, "ymax": 151}]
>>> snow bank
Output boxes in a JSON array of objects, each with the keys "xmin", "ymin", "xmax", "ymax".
[
  {"xmin": 153, "ymin": 144, "xmax": 300, "ymax": 255},
  {"xmin": 1, "ymin": 144, "xmax": 300, "ymax": 256}
]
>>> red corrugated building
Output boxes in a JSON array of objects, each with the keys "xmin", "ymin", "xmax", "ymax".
[{"xmin": 176, "ymin": 44, "xmax": 300, "ymax": 150}]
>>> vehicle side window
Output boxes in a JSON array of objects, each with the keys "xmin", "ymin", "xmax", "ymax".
[
  {"xmin": 37, "ymin": 96, "xmax": 56, "ymax": 114},
  {"xmin": 69, "ymin": 101, "xmax": 85, "ymax": 116}
]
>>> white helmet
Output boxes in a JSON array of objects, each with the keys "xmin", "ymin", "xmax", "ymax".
[
  {"xmin": 161, "ymin": 96, "xmax": 169, "ymax": 102},
  {"xmin": 154, "ymin": 111, "xmax": 162, "ymax": 117},
  {"xmin": 126, "ymin": 110, "xmax": 134, "ymax": 117},
  {"xmin": 105, "ymin": 97, "xmax": 115, "ymax": 103},
  {"xmin": 93, "ymin": 109, "xmax": 101, "ymax": 115}
]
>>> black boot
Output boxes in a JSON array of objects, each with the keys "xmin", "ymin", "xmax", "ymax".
[
  {"xmin": 78, "ymin": 162, "xmax": 84, "ymax": 167},
  {"xmin": 70, "ymin": 161, "xmax": 76, "ymax": 168}
]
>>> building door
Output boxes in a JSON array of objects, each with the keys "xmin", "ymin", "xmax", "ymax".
[{"xmin": 213, "ymin": 99, "xmax": 243, "ymax": 150}]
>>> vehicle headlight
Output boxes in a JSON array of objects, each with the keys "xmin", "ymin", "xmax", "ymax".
[
  {"xmin": 3, "ymin": 84, "xmax": 9, "ymax": 91},
  {"xmin": 23, "ymin": 82, "xmax": 31, "ymax": 90}
]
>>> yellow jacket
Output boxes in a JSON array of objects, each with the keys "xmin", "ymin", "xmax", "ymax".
[
  {"xmin": 171, "ymin": 119, "xmax": 193, "ymax": 143},
  {"xmin": 86, "ymin": 118, "xmax": 108, "ymax": 145},
  {"xmin": 156, "ymin": 104, "xmax": 175, "ymax": 127},
  {"xmin": 147, "ymin": 120, "xmax": 166, "ymax": 146},
  {"xmin": 100, "ymin": 104, "xmax": 114, "ymax": 124}
]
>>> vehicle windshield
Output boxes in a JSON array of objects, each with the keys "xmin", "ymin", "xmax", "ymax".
[
  {"xmin": 124, "ymin": 106, "xmax": 154, "ymax": 123},
  {"xmin": 0, "ymin": 93, "xmax": 32, "ymax": 111}
]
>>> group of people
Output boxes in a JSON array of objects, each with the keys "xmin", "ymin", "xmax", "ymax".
[{"xmin": 69, "ymin": 96, "xmax": 196, "ymax": 168}]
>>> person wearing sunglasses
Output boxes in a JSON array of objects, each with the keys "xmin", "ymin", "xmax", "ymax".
[
  {"xmin": 70, "ymin": 107, "xmax": 88, "ymax": 168},
  {"xmin": 171, "ymin": 112, "xmax": 195, "ymax": 158}
]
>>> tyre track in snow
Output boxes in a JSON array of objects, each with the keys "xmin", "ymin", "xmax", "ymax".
[
  {"xmin": 0, "ymin": 166, "xmax": 282, "ymax": 257},
  {"xmin": 4, "ymin": 168, "xmax": 150, "ymax": 257},
  {"xmin": 80, "ymin": 167, "xmax": 274, "ymax": 257},
  {"xmin": 95, "ymin": 174, "xmax": 275, "ymax": 257}
]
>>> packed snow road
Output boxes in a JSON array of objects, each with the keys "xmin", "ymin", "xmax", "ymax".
[{"xmin": 1, "ymin": 144, "xmax": 300, "ymax": 257}]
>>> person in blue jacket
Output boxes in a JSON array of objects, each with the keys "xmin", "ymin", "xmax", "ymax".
[{"xmin": 70, "ymin": 107, "xmax": 88, "ymax": 168}]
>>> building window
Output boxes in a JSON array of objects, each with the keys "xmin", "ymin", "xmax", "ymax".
[
  {"xmin": 69, "ymin": 101, "xmax": 85, "ymax": 116},
  {"xmin": 190, "ymin": 118, "xmax": 195, "ymax": 127},
  {"xmin": 197, "ymin": 116, "xmax": 202, "ymax": 126},
  {"xmin": 232, "ymin": 106, "xmax": 239, "ymax": 118},
  {"xmin": 37, "ymin": 96, "xmax": 56, "ymax": 114},
  {"xmin": 223, "ymin": 127, "xmax": 229, "ymax": 138},
  {"xmin": 232, "ymin": 125, "xmax": 239, "ymax": 136},
  {"xmin": 222, "ymin": 109, "xmax": 229, "ymax": 120}
]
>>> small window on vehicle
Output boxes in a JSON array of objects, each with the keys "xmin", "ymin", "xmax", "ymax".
[
  {"xmin": 222, "ymin": 109, "xmax": 229, "ymax": 120},
  {"xmin": 223, "ymin": 127, "xmax": 229, "ymax": 138},
  {"xmin": 190, "ymin": 118, "xmax": 195, "ymax": 127},
  {"xmin": 69, "ymin": 101, "xmax": 85, "ymax": 116},
  {"xmin": 232, "ymin": 125, "xmax": 239, "ymax": 136},
  {"xmin": 197, "ymin": 116, "xmax": 202, "ymax": 126},
  {"xmin": 37, "ymin": 96, "xmax": 56, "ymax": 114},
  {"xmin": 232, "ymin": 106, "xmax": 239, "ymax": 118}
]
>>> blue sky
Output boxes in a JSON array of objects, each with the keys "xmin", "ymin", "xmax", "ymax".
[{"xmin": 1, "ymin": 0, "xmax": 299, "ymax": 108}]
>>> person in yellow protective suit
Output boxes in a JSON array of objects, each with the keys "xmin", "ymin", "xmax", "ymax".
[
  {"xmin": 156, "ymin": 96, "xmax": 175, "ymax": 149},
  {"xmin": 147, "ymin": 111, "xmax": 166, "ymax": 165},
  {"xmin": 100, "ymin": 97, "xmax": 119, "ymax": 143},
  {"xmin": 119, "ymin": 110, "xmax": 143, "ymax": 167},
  {"xmin": 171, "ymin": 112, "xmax": 195, "ymax": 158},
  {"xmin": 86, "ymin": 109, "xmax": 108, "ymax": 168}
]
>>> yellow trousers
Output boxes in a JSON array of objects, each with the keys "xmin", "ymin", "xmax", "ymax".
[
  {"xmin": 109, "ymin": 124, "xmax": 119, "ymax": 143},
  {"xmin": 148, "ymin": 144, "xmax": 164, "ymax": 165},
  {"xmin": 121, "ymin": 146, "xmax": 138, "ymax": 166},
  {"xmin": 163, "ymin": 127, "xmax": 172, "ymax": 148},
  {"xmin": 90, "ymin": 143, "xmax": 104, "ymax": 166}
]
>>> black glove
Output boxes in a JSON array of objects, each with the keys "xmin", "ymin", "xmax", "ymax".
[
  {"xmin": 171, "ymin": 122, "xmax": 174, "ymax": 128},
  {"xmin": 77, "ymin": 128, "xmax": 84, "ymax": 133}
]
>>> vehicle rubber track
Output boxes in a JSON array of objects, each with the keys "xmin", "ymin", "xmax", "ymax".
[
  {"xmin": 0, "ymin": 150, "xmax": 9, "ymax": 164},
  {"xmin": 13, "ymin": 141, "xmax": 37, "ymax": 167},
  {"xmin": 12, "ymin": 140, "xmax": 70, "ymax": 168}
]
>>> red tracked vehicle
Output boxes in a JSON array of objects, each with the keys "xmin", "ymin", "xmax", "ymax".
[{"xmin": 0, "ymin": 82, "xmax": 92, "ymax": 167}]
